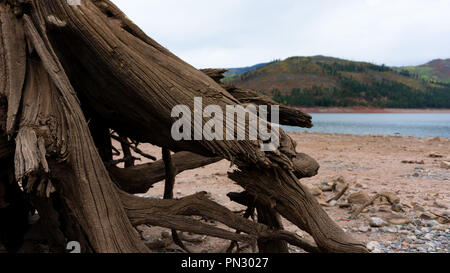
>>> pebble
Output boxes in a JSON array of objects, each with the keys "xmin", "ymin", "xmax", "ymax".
[
  {"xmin": 421, "ymin": 227, "xmax": 431, "ymax": 233},
  {"xmin": 369, "ymin": 217, "xmax": 387, "ymax": 227},
  {"xmin": 432, "ymin": 225, "xmax": 447, "ymax": 231},
  {"xmin": 426, "ymin": 220, "xmax": 440, "ymax": 227},
  {"xmin": 382, "ymin": 227, "xmax": 398, "ymax": 233},
  {"xmin": 359, "ymin": 226, "xmax": 370, "ymax": 233},
  {"xmin": 329, "ymin": 200, "xmax": 338, "ymax": 207},
  {"xmin": 367, "ymin": 241, "xmax": 381, "ymax": 252}
]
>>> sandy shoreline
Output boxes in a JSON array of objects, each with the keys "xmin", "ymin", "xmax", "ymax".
[
  {"xmin": 129, "ymin": 132, "xmax": 449, "ymax": 253},
  {"xmin": 297, "ymin": 107, "xmax": 450, "ymax": 113}
]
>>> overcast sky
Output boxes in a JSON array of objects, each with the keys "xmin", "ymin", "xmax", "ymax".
[{"xmin": 112, "ymin": 0, "xmax": 450, "ymax": 69}]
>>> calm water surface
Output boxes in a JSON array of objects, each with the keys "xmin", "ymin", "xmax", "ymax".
[{"xmin": 283, "ymin": 113, "xmax": 450, "ymax": 138}]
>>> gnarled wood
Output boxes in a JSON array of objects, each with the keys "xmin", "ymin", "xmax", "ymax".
[
  {"xmin": 0, "ymin": 2, "xmax": 26, "ymax": 136},
  {"xmin": 121, "ymin": 191, "xmax": 318, "ymax": 252},
  {"xmin": 0, "ymin": 0, "xmax": 367, "ymax": 253},
  {"xmin": 21, "ymin": 13, "xmax": 149, "ymax": 253},
  {"xmin": 229, "ymin": 168, "xmax": 368, "ymax": 253},
  {"xmin": 109, "ymin": 149, "xmax": 318, "ymax": 195},
  {"xmin": 31, "ymin": 0, "xmax": 364, "ymax": 252},
  {"xmin": 109, "ymin": 152, "xmax": 222, "ymax": 194}
]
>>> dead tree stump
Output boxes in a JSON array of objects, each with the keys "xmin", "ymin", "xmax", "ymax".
[{"xmin": 0, "ymin": 0, "xmax": 368, "ymax": 253}]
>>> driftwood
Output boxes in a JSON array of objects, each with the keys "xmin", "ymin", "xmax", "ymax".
[
  {"xmin": 350, "ymin": 192, "xmax": 401, "ymax": 219},
  {"xmin": 326, "ymin": 183, "xmax": 349, "ymax": 203},
  {"xmin": 350, "ymin": 194, "xmax": 381, "ymax": 219},
  {"xmin": 109, "ymin": 150, "xmax": 318, "ymax": 195},
  {"xmin": 109, "ymin": 152, "xmax": 222, "ymax": 194},
  {"xmin": 0, "ymin": 0, "xmax": 367, "ymax": 253}
]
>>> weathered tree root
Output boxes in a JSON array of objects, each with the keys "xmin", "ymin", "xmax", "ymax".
[
  {"xmin": 161, "ymin": 148, "xmax": 190, "ymax": 253},
  {"xmin": 109, "ymin": 152, "xmax": 222, "ymax": 194},
  {"xmin": 228, "ymin": 191, "xmax": 289, "ymax": 253},
  {"xmin": 120, "ymin": 191, "xmax": 319, "ymax": 253},
  {"xmin": 0, "ymin": 0, "xmax": 368, "ymax": 253},
  {"xmin": 109, "ymin": 150, "xmax": 318, "ymax": 195},
  {"xmin": 229, "ymin": 169, "xmax": 368, "ymax": 253}
]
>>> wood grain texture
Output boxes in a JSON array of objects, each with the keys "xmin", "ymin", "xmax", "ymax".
[
  {"xmin": 29, "ymin": 0, "xmax": 365, "ymax": 252},
  {"xmin": 21, "ymin": 13, "xmax": 149, "ymax": 253},
  {"xmin": 0, "ymin": 2, "xmax": 26, "ymax": 136},
  {"xmin": 0, "ymin": 0, "xmax": 366, "ymax": 253}
]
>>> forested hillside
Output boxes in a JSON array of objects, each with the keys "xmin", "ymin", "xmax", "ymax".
[{"xmin": 224, "ymin": 56, "xmax": 450, "ymax": 108}]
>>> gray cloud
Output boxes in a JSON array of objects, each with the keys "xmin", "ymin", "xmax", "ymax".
[{"xmin": 112, "ymin": 0, "xmax": 450, "ymax": 68}]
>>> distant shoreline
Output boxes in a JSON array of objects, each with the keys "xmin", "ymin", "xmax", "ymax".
[{"xmin": 297, "ymin": 107, "xmax": 450, "ymax": 114}]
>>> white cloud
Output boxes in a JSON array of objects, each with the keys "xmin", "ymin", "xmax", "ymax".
[{"xmin": 112, "ymin": 0, "xmax": 450, "ymax": 68}]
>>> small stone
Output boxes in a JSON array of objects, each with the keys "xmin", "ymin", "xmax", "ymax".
[
  {"xmin": 432, "ymin": 225, "xmax": 447, "ymax": 231},
  {"xmin": 369, "ymin": 217, "xmax": 387, "ymax": 227},
  {"xmin": 372, "ymin": 248, "xmax": 383, "ymax": 253},
  {"xmin": 426, "ymin": 220, "xmax": 440, "ymax": 227},
  {"xmin": 382, "ymin": 227, "xmax": 398, "ymax": 233},
  {"xmin": 359, "ymin": 226, "xmax": 370, "ymax": 233},
  {"xmin": 423, "ymin": 233, "xmax": 433, "ymax": 241},
  {"xmin": 176, "ymin": 190, "xmax": 182, "ymax": 195},
  {"xmin": 367, "ymin": 241, "xmax": 381, "ymax": 252},
  {"xmin": 421, "ymin": 227, "xmax": 431, "ymax": 233},
  {"xmin": 328, "ymin": 200, "xmax": 337, "ymax": 207}
]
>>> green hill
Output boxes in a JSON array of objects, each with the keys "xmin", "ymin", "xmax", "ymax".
[
  {"xmin": 223, "ymin": 56, "xmax": 450, "ymax": 108},
  {"xmin": 400, "ymin": 59, "xmax": 450, "ymax": 84}
]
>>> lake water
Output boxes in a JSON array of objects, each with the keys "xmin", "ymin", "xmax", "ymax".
[{"xmin": 283, "ymin": 113, "xmax": 450, "ymax": 138}]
